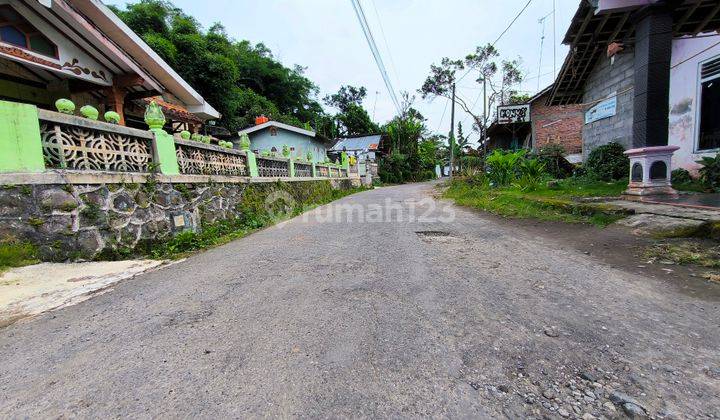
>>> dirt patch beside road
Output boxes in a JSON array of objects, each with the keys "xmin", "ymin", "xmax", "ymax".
[{"xmin": 480, "ymin": 214, "xmax": 720, "ymax": 301}]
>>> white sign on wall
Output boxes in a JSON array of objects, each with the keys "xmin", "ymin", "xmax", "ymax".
[
  {"xmin": 498, "ymin": 104, "xmax": 530, "ymax": 124},
  {"xmin": 585, "ymin": 95, "xmax": 617, "ymax": 124}
]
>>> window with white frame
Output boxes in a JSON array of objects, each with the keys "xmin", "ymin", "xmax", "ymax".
[{"xmin": 698, "ymin": 56, "xmax": 720, "ymax": 151}]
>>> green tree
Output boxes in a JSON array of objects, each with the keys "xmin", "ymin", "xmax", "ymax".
[
  {"xmin": 323, "ymin": 85, "xmax": 378, "ymax": 136},
  {"xmin": 109, "ymin": 0, "xmax": 331, "ymax": 132},
  {"xmin": 379, "ymin": 93, "xmax": 437, "ymax": 183},
  {"xmin": 420, "ymin": 44, "xmax": 524, "ymax": 153}
]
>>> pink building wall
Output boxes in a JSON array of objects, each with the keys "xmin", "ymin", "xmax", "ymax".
[{"xmin": 669, "ymin": 35, "xmax": 720, "ymax": 174}]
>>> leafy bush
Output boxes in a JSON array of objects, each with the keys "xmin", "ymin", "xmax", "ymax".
[
  {"xmin": 459, "ymin": 155, "xmax": 484, "ymax": 172},
  {"xmin": 485, "ymin": 149, "xmax": 526, "ymax": 187},
  {"xmin": 698, "ymin": 153, "xmax": 720, "ymax": 192},
  {"xmin": 379, "ymin": 151, "xmax": 412, "ymax": 184},
  {"xmin": 573, "ymin": 164, "xmax": 588, "ymax": 178},
  {"xmin": 378, "ymin": 151, "xmax": 436, "ymax": 184},
  {"xmin": 536, "ymin": 144, "xmax": 574, "ymax": 179},
  {"xmin": 465, "ymin": 171, "xmax": 489, "ymax": 188},
  {"xmin": 671, "ymin": 168, "xmax": 693, "ymax": 185},
  {"xmin": 514, "ymin": 158, "xmax": 547, "ymax": 192},
  {"xmin": 585, "ymin": 142, "xmax": 629, "ymax": 181}
]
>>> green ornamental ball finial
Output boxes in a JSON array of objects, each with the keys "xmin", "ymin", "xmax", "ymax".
[
  {"xmin": 306, "ymin": 152, "xmax": 313, "ymax": 161},
  {"xmin": 282, "ymin": 144, "xmax": 290, "ymax": 157},
  {"xmin": 239, "ymin": 133, "xmax": 251, "ymax": 151},
  {"xmin": 180, "ymin": 130, "xmax": 191, "ymax": 140},
  {"xmin": 104, "ymin": 111, "xmax": 121, "ymax": 124},
  {"xmin": 191, "ymin": 133, "xmax": 202, "ymax": 142},
  {"xmin": 80, "ymin": 105, "xmax": 99, "ymax": 120},
  {"xmin": 55, "ymin": 98, "xmax": 75, "ymax": 115},
  {"xmin": 144, "ymin": 101, "xmax": 166, "ymax": 130}
]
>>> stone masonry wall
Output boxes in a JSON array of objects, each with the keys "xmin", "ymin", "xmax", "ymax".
[
  {"xmin": 531, "ymin": 92, "xmax": 584, "ymax": 154},
  {"xmin": 582, "ymin": 50, "xmax": 636, "ymax": 157},
  {"xmin": 0, "ymin": 179, "xmax": 355, "ymax": 261}
]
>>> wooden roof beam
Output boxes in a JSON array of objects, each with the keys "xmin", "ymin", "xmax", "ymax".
[
  {"xmin": 694, "ymin": 3, "xmax": 720, "ymax": 36},
  {"xmin": 570, "ymin": 13, "xmax": 613, "ymax": 90},
  {"xmin": 571, "ymin": 8, "xmax": 595, "ymax": 48},
  {"xmin": 675, "ymin": 2, "xmax": 700, "ymax": 32}
]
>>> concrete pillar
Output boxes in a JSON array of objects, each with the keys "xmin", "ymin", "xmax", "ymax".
[
  {"xmin": 632, "ymin": 6, "xmax": 672, "ymax": 148},
  {"xmin": 149, "ymin": 129, "xmax": 180, "ymax": 175},
  {"xmin": 0, "ymin": 100, "xmax": 45, "ymax": 173}
]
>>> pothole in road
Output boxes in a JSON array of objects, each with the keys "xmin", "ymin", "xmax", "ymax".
[{"xmin": 415, "ymin": 231, "xmax": 459, "ymax": 243}]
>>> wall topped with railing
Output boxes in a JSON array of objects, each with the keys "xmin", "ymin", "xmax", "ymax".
[{"xmin": 0, "ymin": 100, "xmax": 352, "ymax": 183}]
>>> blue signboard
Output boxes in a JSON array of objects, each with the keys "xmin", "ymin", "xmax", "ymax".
[{"xmin": 585, "ymin": 95, "xmax": 617, "ymax": 124}]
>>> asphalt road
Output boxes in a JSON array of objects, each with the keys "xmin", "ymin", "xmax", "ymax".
[{"xmin": 1, "ymin": 182, "xmax": 718, "ymax": 418}]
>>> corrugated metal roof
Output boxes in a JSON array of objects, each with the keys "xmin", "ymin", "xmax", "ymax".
[{"xmin": 331, "ymin": 135, "xmax": 381, "ymax": 152}]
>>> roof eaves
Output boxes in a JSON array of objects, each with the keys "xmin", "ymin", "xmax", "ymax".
[
  {"xmin": 528, "ymin": 85, "xmax": 554, "ymax": 104},
  {"xmin": 71, "ymin": 0, "xmax": 219, "ymax": 119},
  {"xmin": 237, "ymin": 121, "xmax": 316, "ymax": 138}
]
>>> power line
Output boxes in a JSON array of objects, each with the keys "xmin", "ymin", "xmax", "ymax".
[
  {"xmin": 459, "ymin": 91, "xmax": 482, "ymax": 129},
  {"xmin": 437, "ymin": 0, "xmax": 534, "ymax": 138},
  {"xmin": 350, "ymin": 0, "xmax": 402, "ymax": 114},
  {"xmin": 553, "ymin": 0, "xmax": 557, "ymax": 77},
  {"xmin": 491, "ymin": 0, "xmax": 534, "ymax": 48},
  {"xmin": 352, "ymin": 0, "xmax": 401, "ymax": 112},
  {"xmin": 436, "ymin": 98, "xmax": 449, "ymax": 133},
  {"xmin": 369, "ymin": 0, "xmax": 400, "ymax": 89},
  {"xmin": 457, "ymin": 0, "xmax": 533, "ymax": 84}
]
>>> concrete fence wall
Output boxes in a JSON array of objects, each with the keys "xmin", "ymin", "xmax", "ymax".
[
  {"xmin": 0, "ymin": 176, "xmax": 357, "ymax": 261},
  {"xmin": 0, "ymin": 100, "xmax": 351, "ymax": 180},
  {"xmin": 0, "ymin": 100, "xmax": 358, "ymax": 261}
]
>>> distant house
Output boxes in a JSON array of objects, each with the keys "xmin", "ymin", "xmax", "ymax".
[
  {"xmin": 330, "ymin": 134, "xmax": 383, "ymax": 162},
  {"xmin": 0, "ymin": 0, "xmax": 219, "ymax": 132},
  {"xmin": 529, "ymin": 86, "xmax": 584, "ymax": 163},
  {"xmin": 484, "ymin": 86, "xmax": 584, "ymax": 162},
  {"xmin": 235, "ymin": 120, "xmax": 331, "ymax": 163}
]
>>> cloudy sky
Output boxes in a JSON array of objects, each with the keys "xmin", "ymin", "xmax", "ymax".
[{"xmin": 109, "ymin": 0, "xmax": 579, "ymax": 143}]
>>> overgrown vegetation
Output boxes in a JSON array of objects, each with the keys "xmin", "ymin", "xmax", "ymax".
[
  {"xmin": 443, "ymin": 146, "xmax": 629, "ymax": 226},
  {"xmin": 671, "ymin": 168, "xmax": 706, "ymax": 192},
  {"xmin": 644, "ymin": 241, "xmax": 720, "ymax": 268},
  {"xmin": 0, "ymin": 239, "xmax": 38, "ymax": 272},
  {"xmin": 585, "ymin": 142, "xmax": 629, "ymax": 181},
  {"xmin": 536, "ymin": 144, "xmax": 574, "ymax": 179},
  {"xmin": 697, "ymin": 153, "xmax": 720, "ymax": 192},
  {"xmin": 670, "ymin": 154, "xmax": 720, "ymax": 193},
  {"xmin": 443, "ymin": 178, "xmax": 626, "ymax": 226},
  {"xmin": 119, "ymin": 181, "xmax": 368, "ymax": 260},
  {"xmin": 378, "ymin": 95, "xmax": 438, "ymax": 184}
]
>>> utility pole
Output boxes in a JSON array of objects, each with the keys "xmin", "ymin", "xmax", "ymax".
[
  {"xmin": 372, "ymin": 90, "xmax": 379, "ymax": 121},
  {"xmin": 482, "ymin": 77, "xmax": 488, "ymax": 157},
  {"xmin": 553, "ymin": 0, "xmax": 557, "ymax": 77},
  {"xmin": 449, "ymin": 83, "xmax": 456, "ymax": 179}
]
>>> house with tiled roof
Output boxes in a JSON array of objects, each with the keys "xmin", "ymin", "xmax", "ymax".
[{"xmin": 0, "ymin": 0, "xmax": 218, "ymax": 132}]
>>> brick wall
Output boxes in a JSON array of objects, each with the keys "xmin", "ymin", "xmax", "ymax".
[
  {"xmin": 581, "ymin": 50, "xmax": 635, "ymax": 157},
  {"xmin": 530, "ymin": 92, "xmax": 584, "ymax": 154}
]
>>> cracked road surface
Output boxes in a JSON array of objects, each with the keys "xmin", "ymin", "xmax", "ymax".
[{"xmin": 1, "ymin": 182, "xmax": 719, "ymax": 418}]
